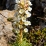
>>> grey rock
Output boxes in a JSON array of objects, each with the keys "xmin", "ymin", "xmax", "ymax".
[{"xmin": 0, "ymin": 10, "xmax": 15, "ymax": 46}]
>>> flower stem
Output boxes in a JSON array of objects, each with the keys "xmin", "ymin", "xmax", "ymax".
[{"xmin": 20, "ymin": 29, "xmax": 23, "ymax": 42}]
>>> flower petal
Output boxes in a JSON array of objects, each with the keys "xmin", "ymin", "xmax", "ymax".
[
  {"xmin": 28, "ymin": 7, "xmax": 32, "ymax": 11},
  {"xmin": 27, "ymin": 1, "xmax": 32, "ymax": 6},
  {"xmin": 24, "ymin": 28, "xmax": 28, "ymax": 32},
  {"xmin": 24, "ymin": 21, "xmax": 31, "ymax": 26},
  {"xmin": 22, "ymin": 17, "xmax": 26, "ymax": 22},
  {"xmin": 19, "ymin": 9, "xmax": 25, "ymax": 14}
]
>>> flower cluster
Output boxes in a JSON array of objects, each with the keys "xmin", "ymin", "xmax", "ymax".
[{"xmin": 13, "ymin": 0, "xmax": 32, "ymax": 33}]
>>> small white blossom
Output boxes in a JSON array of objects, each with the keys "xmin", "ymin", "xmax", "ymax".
[
  {"xmin": 26, "ymin": 14, "xmax": 31, "ymax": 18},
  {"xmin": 25, "ymin": 10, "xmax": 29, "ymax": 14},
  {"xmin": 16, "ymin": 0, "xmax": 20, "ymax": 3},
  {"xmin": 27, "ymin": 1, "xmax": 32, "ymax": 6},
  {"xmin": 24, "ymin": 28, "xmax": 28, "ymax": 32},
  {"xmin": 21, "ymin": 17, "xmax": 26, "ymax": 22},
  {"xmin": 20, "ymin": 0, "xmax": 25, "ymax": 5},
  {"xmin": 19, "ymin": 25, "xmax": 23, "ymax": 29},
  {"xmin": 24, "ymin": 21, "xmax": 31, "ymax": 26},
  {"xmin": 25, "ymin": 10, "xmax": 31, "ymax": 17},
  {"xmin": 17, "ymin": 15, "xmax": 22, "ymax": 21},
  {"xmin": 19, "ymin": 9, "xmax": 25, "ymax": 14},
  {"xmin": 28, "ymin": 7, "xmax": 32, "ymax": 11}
]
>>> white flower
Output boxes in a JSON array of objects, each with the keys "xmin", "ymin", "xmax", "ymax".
[
  {"xmin": 24, "ymin": 21, "xmax": 31, "ymax": 26},
  {"xmin": 25, "ymin": 10, "xmax": 29, "ymax": 14},
  {"xmin": 26, "ymin": 13, "xmax": 31, "ymax": 18},
  {"xmin": 25, "ymin": 10, "xmax": 31, "ymax": 17},
  {"xmin": 19, "ymin": 9, "xmax": 25, "ymax": 14},
  {"xmin": 28, "ymin": 7, "xmax": 32, "ymax": 11},
  {"xmin": 16, "ymin": 0, "xmax": 20, "ymax": 3},
  {"xmin": 21, "ymin": 17, "xmax": 26, "ymax": 22},
  {"xmin": 20, "ymin": 0, "xmax": 25, "ymax": 5},
  {"xmin": 19, "ymin": 25, "xmax": 23, "ymax": 29},
  {"xmin": 17, "ymin": 15, "xmax": 22, "ymax": 21},
  {"xmin": 27, "ymin": 1, "xmax": 32, "ymax": 6},
  {"xmin": 24, "ymin": 28, "xmax": 28, "ymax": 32}
]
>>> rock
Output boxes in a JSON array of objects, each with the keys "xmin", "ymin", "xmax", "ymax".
[
  {"xmin": 4, "ymin": 22, "xmax": 13, "ymax": 32},
  {"xmin": 0, "ymin": 37, "xmax": 7, "ymax": 46},
  {"xmin": 0, "ymin": 10, "xmax": 15, "ymax": 46},
  {"xmin": 0, "ymin": 31, "xmax": 4, "ymax": 36},
  {"xmin": 0, "ymin": 10, "xmax": 15, "ymax": 18},
  {"xmin": 0, "ymin": 24, "xmax": 3, "ymax": 31}
]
